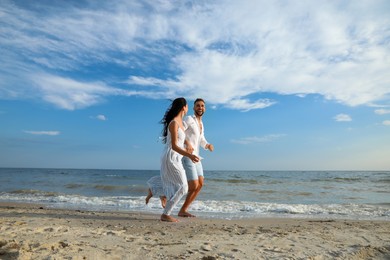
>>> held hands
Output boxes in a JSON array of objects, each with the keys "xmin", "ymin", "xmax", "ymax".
[{"xmin": 189, "ymin": 154, "xmax": 200, "ymax": 163}]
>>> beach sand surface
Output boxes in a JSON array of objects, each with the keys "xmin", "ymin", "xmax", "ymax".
[{"xmin": 0, "ymin": 203, "xmax": 389, "ymax": 259}]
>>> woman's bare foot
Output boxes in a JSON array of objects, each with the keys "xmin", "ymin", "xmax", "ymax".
[
  {"xmin": 160, "ymin": 196, "xmax": 167, "ymax": 208},
  {"xmin": 178, "ymin": 211, "xmax": 196, "ymax": 218},
  {"xmin": 145, "ymin": 189, "xmax": 153, "ymax": 205},
  {"xmin": 161, "ymin": 214, "xmax": 179, "ymax": 222}
]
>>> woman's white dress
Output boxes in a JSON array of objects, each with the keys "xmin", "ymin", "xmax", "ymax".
[
  {"xmin": 146, "ymin": 175, "xmax": 164, "ymax": 197},
  {"xmin": 160, "ymin": 121, "xmax": 188, "ymax": 215}
]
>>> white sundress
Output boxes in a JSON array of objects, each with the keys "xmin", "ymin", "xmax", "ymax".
[
  {"xmin": 146, "ymin": 175, "xmax": 164, "ymax": 197},
  {"xmin": 160, "ymin": 120, "xmax": 188, "ymax": 215}
]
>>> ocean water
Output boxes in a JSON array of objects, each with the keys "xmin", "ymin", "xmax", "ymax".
[{"xmin": 0, "ymin": 168, "xmax": 389, "ymax": 220}]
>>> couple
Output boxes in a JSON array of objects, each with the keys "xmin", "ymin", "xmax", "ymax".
[{"xmin": 146, "ymin": 98, "xmax": 214, "ymax": 222}]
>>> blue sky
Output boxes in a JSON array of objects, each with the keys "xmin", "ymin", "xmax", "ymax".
[{"xmin": 1, "ymin": 0, "xmax": 389, "ymax": 171}]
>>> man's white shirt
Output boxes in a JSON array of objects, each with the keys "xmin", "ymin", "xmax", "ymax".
[{"xmin": 184, "ymin": 115, "xmax": 208, "ymax": 157}]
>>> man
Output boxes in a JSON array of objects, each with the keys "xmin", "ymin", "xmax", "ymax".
[{"xmin": 178, "ymin": 98, "xmax": 214, "ymax": 218}]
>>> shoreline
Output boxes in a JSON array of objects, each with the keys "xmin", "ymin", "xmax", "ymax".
[{"xmin": 1, "ymin": 202, "xmax": 390, "ymax": 259}]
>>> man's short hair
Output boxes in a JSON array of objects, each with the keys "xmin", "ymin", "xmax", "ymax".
[{"xmin": 194, "ymin": 98, "xmax": 205, "ymax": 105}]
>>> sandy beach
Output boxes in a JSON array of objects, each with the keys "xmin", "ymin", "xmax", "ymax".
[{"xmin": 0, "ymin": 203, "xmax": 389, "ymax": 260}]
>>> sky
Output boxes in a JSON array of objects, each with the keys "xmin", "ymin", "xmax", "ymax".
[{"xmin": 1, "ymin": 0, "xmax": 390, "ymax": 171}]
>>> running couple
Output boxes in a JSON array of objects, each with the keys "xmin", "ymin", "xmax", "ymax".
[{"xmin": 146, "ymin": 98, "xmax": 214, "ymax": 222}]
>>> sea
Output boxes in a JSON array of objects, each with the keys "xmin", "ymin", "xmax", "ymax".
[{"xmin": 0, "ymin": 168, "xmax": 389, "ymax": 220}]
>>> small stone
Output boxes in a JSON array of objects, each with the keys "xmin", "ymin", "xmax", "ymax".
[
  {"xmin": 59, "ymin": 241, "xmax": 69, "ymax": 248},
  {"xmin": 0, "ymin": 240, "xmax": 7, "ymax": 248},
  {"xmin": 201, "ymin": 256, "xmax": 217, "ymax": 260},
  {"xmin": 201, "ymin": 244, "xmax": 212, "ymax": 251}
]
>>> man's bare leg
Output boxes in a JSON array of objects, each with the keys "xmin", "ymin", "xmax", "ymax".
[
  {"xmin": 178, "ymin": 177, "xmax": 203, "ymax": 217},
  {"xmin": 178, "ymin": 180, "xmax": 198, "ymax": 217}
]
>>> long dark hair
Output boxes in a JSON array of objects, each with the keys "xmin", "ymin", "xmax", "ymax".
[{"xmin": 160, "ymin": 97, "xmax": 187, "ymax": 143}]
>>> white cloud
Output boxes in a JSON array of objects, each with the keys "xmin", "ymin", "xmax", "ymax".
[
  {"xmin": 334, "ymin": 114, "xmax": 352, "ymax": 122},
  {"xmin": 383, "ymin": 120, "xmax": 390, "ymax": 126},
  {"xmin": 231, "ymin": 134, "xmax": 285, "ymax": 145},
  {"xmin": 96, "ymin": 115, "xmax": 107, "ymax": 121},
  {"xmin": 375, "ymin": 109, "xmax": 390, "ymax": 115},
  {"xmin": 24, "ymin": 131, "xmax": 60, "ymax": 136},
  {"xmin": 1, "ymin": 0, "xmax": 389, "ymax": 111},
  {"xmin": 30, "ymin": 74, "xmax": 113, "ymax": 110},
  {"xmin": 30, "ymin": 74, "xmax": 145, "ymax": 110}
]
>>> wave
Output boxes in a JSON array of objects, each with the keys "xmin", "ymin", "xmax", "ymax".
[
  {"xmin": 65, "ymin": 184, "xmax": 85, "ymax": 189},
  {"xmin": 93, "ymin": 185, "xmax": 131, "ymax": 191},
  {"xmin": 0, "ymin": 192, "xmax": 389, "ymax": 220},
  {"xmin": 8, "ymin": 189, "xmax": 60, "ymax": 197},
  {"xmin": 375, "ymin": 190, "xmax": 390, "ymax": 194},
  {"xmin": 294, "ymin": 192, "xmax": 313, "ymax": 196},
  {"xmin": 374, "ymin": 178, "xmax": 390, "ymax": 183},
  {"xmin": 208, "ymin": 178, "xmax": 260, "ymax": 184},
  {"xmin": 249, "ymin": 189, "xmax": 277, "ymax": 194},
  {"xmin": 310, "ymin": 177, "xmax": 364, "ymax": 183}
]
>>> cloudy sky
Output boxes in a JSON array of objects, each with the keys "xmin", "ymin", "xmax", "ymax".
[{"xmin": 1, "ymin": 0, "xmax": 389, "ymax": 170}]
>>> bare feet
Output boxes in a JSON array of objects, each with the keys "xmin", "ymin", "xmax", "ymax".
[
  {"xmin": 145, "ymin": 189, "xmax": 152, "ymax": 205},
  {"xmin": 161, "ymin": 214, "xmax": 179, "ymax": 222},
  {"xmin": 178, "ymin": 211, "xmax": 196, "ymax": 218},
  {"xmin": 160, "ymin": 196, "xmax": 167, "ymax": 208}
]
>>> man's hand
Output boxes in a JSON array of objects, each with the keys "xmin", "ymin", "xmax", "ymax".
[
  {"xmin": 190, "ymin": 154, "xmax": 200, "ymax": 163},
  {"xmin": 206, "ymin": 144, "xmax": 214, "ymax": 152}
]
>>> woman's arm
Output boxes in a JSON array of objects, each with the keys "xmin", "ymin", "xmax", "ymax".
[
  {"xmin": 169, "ymin": 121, "xmax": 199, "ymax": 163},
  {"xmin": 184, "ymin": 139, "xmax": 194, "ymax": 154}
]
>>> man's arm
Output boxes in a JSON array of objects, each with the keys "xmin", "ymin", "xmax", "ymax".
[{"xmin": 200, "ymin": 123, "xmax": 213, "ymax": 151}]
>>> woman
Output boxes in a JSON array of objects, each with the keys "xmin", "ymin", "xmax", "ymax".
[{"xmin": 159, "ymin": 97, "xmax": 199, "ymax": 222}]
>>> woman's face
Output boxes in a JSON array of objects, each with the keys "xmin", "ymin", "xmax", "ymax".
[{"xmin": 184, "ymin": 104, "xmax": 188, "ymax": 115}]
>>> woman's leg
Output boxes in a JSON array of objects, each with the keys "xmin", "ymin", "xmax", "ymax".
[
  {"xmin": 161, "ymin": 182, "xmax": 188, "ymax": 222},
  {"xmin": 145, "ymin": 188, "xmax": 153, "ymax": 205}
]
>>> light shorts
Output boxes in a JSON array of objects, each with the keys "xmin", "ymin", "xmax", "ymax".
[{"xmin": 182, "ymin": 156, "xmax": 204, "ymax": 181}]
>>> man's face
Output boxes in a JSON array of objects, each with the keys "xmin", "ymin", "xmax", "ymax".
[{"xmin": 194, "ymin": 101, "xmax": 205, "ymax": 117}]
